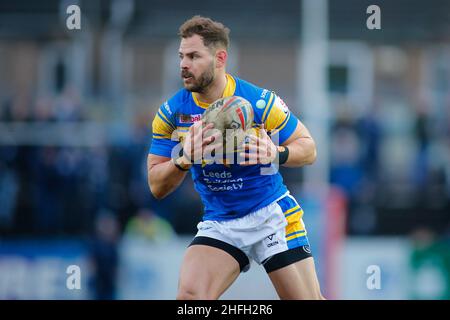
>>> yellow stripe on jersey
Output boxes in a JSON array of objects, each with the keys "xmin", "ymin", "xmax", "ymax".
[
  {"xmin": 192, "ymin": 93, "xmax": 209, "ymax": 109},
  {"xmin": 282, "ymin": 205, "xmax": 306, "ymax": 241},
  {"xmin": 157, "ymin": 110, "xmax": 175, "ymax": 129},
  {"xmin": 261, "ymin": 92, "xmax": 275, "ymax": 123},
  {"xmin": 284, "ymin": 209, "xmax": 304, "ymax": 225},
  {"xmin": 264, "ymin": 98, "xmax": 290, "ymax": 131},
  {"xmin": 286, "ymin": 230, "xmax": 306, "ymax": 242},
  {"xmin": 284, "ymin": 205, "xmax": 300, "ymax": 216},
  {"xmin": 285, "ymin": 212, "xmax": 301, "ymax": 227},
  {"xmin": 222, "ymin": 74, "xmax": 236, "ymax": 97},
  {"xmin": 152, "ymin": 113, "xmax": 174, "ymax": 139},
  {"xmin": 286, "ymin": 217, "xmax": 306, "ymax": 236},
  {"xmin": 275, "ymin": 112, "xmax": 291, "ymax": 131}
]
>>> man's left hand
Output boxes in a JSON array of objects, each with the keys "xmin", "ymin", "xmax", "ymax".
[{"xmin": 239, "ymin": 124, "xmax": 278, "ymax": 165}]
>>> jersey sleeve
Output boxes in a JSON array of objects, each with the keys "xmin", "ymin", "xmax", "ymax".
[
  {"xmin": 260, "ymin": 93, "xmax": 299, "ymax": 144},
  {"xmin": 149, "ymin": 102, "xmax": 179, "ymax": 158}
]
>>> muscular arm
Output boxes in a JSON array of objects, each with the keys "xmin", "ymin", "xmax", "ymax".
[
  {"xmin": 279, "ymin": 120, "xmax": 317, "ymax": 167},
  {"xmin": 147, "ymin": 121, "xmax": 218, "ymax": 200},
  {"xmin": 147, "ymin": 154, "xmax": 188, "ymax": 200},
  {"xmin": 240, "ymin": 120, "xmax": 316, "ymax": 168},
  {"xmin": 245, "ymin": 93, "xmax": 316, "ymax": 168}
]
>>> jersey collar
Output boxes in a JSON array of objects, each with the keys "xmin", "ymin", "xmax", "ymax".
[{"xmin": 192, "ymin": 74, "xmax": 236, "ymax": 109}]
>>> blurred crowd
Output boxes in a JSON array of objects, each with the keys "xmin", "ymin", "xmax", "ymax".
[
  {"xmin": 0, "ymin": 87, "xmax": 203, "ymax": 239},
  {"xmin": 1, "ymin": 85, "xmax": 450, "ymax": 239},
  {"xmin": 0, "ymin": 0, "xmax": 449, "ymax": 301},
  {"xmin": 329, "ymin": 100, "xmax": 450, "ymax": 236}
]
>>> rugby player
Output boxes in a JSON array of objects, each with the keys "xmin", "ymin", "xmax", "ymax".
[{"xmin": 148, "ymin": 16, "xmax": 324, "ymax": 300}]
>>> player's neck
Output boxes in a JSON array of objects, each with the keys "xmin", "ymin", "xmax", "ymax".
[{"xmin": 194, "ymin": 73, "xmax": 228, "ymax": 104}]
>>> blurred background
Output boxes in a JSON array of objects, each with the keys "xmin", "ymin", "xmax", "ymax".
[{"xmin": 0, "ymin": 0, "xmax": 449, "ymax": 299}]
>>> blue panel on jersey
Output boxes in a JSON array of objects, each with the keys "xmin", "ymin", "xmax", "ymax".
[
  {"xmin": 149, "ymin": 75, "xmax": 300, "ymax": 221},
  {"xmin": 149, "ymin": 138, "xmax": 179, "ymax": 158}
]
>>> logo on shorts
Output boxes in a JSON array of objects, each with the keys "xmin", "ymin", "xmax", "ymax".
[
  {"xmin": 266, "ymin": 233, "xmax": 279, "ymax": 248},
  {"xmin": 302, "ymin": 245, "xmax": 311, "ymax": 254}
]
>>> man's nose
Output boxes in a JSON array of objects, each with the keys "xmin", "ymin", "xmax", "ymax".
[{"xmin": 180, "ymin": 57, "xmax": 190, "ymax": 70}]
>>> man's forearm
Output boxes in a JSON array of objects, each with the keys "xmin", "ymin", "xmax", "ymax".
[
  {"xmin": 281, "ymin": 137, "xmax": 317, "ymax": 167},
  {"xmin": 148, "ymin": 160, "xmax": 188, "ymax": 199}
]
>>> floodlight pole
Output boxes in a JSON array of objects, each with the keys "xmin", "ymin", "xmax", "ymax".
[{"xmin": 299, "ymin": 0, "xmax": 330, "ymax": 191}]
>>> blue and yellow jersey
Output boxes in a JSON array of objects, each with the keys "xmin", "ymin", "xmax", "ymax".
[{"xmin": 149, "ymin": 74, "xmax": 300, "ymax": 221}]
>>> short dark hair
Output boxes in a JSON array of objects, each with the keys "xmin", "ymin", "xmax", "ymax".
[{"xmin": 178, "ymin": 15, "xmax": 230, "ymax": 49}]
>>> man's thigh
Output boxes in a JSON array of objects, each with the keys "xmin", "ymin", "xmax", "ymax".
[
  {"xmin": 267, "ymin": 256, "xmax": 324, "ymax": 300},
  {"xmin": 177, "ymin": 242, "xmax": 241, "ymax": 300}
]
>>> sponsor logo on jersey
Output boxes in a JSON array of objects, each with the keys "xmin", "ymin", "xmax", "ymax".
[
  {"xmin": 202, "ymin": 170, "xmax": 232, "ymax": 179},
  {"xmin": 260, "ymin": 89, "xmax": 269, "ymax": 99},
  {"xmin": 163, "ymin": 101, "xmax": 172, "ymax": 115},
  {"xmin": 276, "ymin": 96, "xmax": 289, "ymax": 114},
  {"xmin": 179, "ymin": 113, "xmax": 202, "ymax": 123},
  {"xmin": 256, "ymin": 99, "xmax": 266, "ymax": 109}
]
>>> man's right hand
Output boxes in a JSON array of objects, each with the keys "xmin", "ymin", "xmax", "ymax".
[{"xmin": 180, "ymin": 121, "xmax": 220, "ymax": 166}]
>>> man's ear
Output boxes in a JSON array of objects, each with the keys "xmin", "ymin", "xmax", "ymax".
[{"xmin": 215, "ymin": 49, "xmax": 227, "ymax": 68}]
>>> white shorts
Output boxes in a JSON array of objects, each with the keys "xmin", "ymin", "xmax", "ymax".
[{"xmin": 190, "ymin": 193, "xmax": 312, "ymax": 273}]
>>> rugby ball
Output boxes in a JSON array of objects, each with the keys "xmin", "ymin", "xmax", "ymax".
[{"xmin": 202, "ymin": 96, "xmax": 254, "ymax": 151}]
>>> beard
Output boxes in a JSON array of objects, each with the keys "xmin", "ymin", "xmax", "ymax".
[{"xmin": 181, "ymin": 63, "xmax": 215, "ymax": 93}]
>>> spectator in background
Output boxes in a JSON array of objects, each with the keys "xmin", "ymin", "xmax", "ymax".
[
  {"xmin": 330, "ymin": 111, "xmax": 371, "ymax": 235},
  {"xmin": 413, "ymin": 105, "xmax": 431, "ymax": 190},
  {"xmin": 357, "ymin": 105, "xmax": 381, "ymax": 183},
  {"xmin": 8, "ymin": 91, "xmax": 32, "ymax": 122},
  {"xmin": 90, "ymin": 210, "xmax": 120, "ymax": 300},
  {"xmin": 410, "ymin": 227, "xmax": 450, "ymax": 300},
  {"xmin": 330, "ymin": 121, "xmax": 363, "ymax": 199},
  {"xmin": 33, "ymin": 96, "xmax": 54, "ymax": 122},
  {"xmin": 32, "ymin": 147, "xmax": 63, "ymax": 234},
  {"xmin": 156, "ymin": 181, "xmax": 203, "ymax": 235},
  {"xmin": 0, "ymin": 161, "xmax": 18, "ymax": 230},
  {"xmin": 125, "ymin": 113, "xmax": 155, "ymax": 214},
  {"xmin": 53, "ymin": 85, "xmax": 84, "ymax": 122},
  {"xmin": 125, "ymin": 208, "xmax": 174, "ymax": 242}
]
